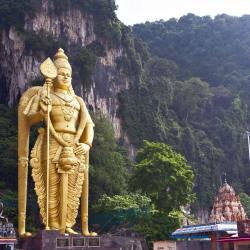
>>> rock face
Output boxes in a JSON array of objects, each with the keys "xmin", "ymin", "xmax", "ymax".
[
  {"xmin": 209, "ymin": 181, "xmax": 247, "ymax": 222},
  {"xmin": 84, "ymin": 48, "xmax": 129, "ymax": 139},
  {"xmin": 24, "ymin": 1, "xmax": 96, "ymax": 46},
  {"xmin": 0, "ymin": 0, "xmax": 129, "ymax": 140}
]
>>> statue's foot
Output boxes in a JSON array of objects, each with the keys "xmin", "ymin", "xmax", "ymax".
[
  {"xmin": 90, "ymin": 232, "xmax": 98, "ymax": 236},
  {"xmin": 19, "ymin": 232, "xmax": 32, "ymax": 238},
  {"xmin": 82, "ymin": 230, "xmax": 97, "ymax": 236},
  {"xmin": 65, "ymin": 227, "xmax": 79, "ymax": 235}
]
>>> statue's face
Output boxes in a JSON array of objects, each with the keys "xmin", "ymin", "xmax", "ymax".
[{"xmin": 54, "ymin": 68, "xmax": 72, "ymax": 90}]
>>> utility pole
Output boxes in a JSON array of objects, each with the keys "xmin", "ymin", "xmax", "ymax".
[{"xmin": 246, "ymin": 131, "xmax": 250, "ymax": 165}]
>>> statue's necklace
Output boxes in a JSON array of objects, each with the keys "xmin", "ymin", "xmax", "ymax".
[
  {"xmin": 61, "ymin": 102, "xmax": 76, "ymax": 121},
  {"xmin": 54, "ymin": 93, "xmax": 76, "ymax": 121},
  {"xmin": 54, "ymin": 92, "xmax": 74, "ymax": 103}
]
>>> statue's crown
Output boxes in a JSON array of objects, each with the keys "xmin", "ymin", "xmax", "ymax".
[{"xmin": 53, "ymin": 48, "xmax": 72, "ymax": 73}]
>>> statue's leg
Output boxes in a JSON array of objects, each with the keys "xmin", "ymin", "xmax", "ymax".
[
  {"xmin": 81, "ymin": 166, "xmax": 90, "ymax": 236},
  {"xmin": 48, "ymin": 170, "xmax": 60, "ymax": 229},
  {"xmin": 47, "ymin": 140, "xmax": 61, "ymax": 230},
  {"xmin": 65, "ymin": 159, "xmax": 84, "ymax": 234},
  {"xmin": 59, "ymin": 173, "xmax": 68, "ymax": 233}
]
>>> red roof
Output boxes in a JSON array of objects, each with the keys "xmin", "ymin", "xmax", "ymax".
[
  {"xmin": 0, "ymin": 238, "xmax": 16, "ymax": 244},
  {"xmin": 217, "ymin": 236, "xmax": 250, "ymax": 243}
]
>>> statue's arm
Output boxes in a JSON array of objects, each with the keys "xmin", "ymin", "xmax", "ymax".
[
  {"xmin": 78, "ymin": 99, "xmax": 94, "ymax": 146},
  {"xmin": 80, "ymin": 112, "xmax": 94, "ymax": 146}
]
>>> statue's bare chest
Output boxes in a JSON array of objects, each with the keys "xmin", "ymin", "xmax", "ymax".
[{"xmin": 49, "ymin": 93, "xmax": 80, "ymax": 132}]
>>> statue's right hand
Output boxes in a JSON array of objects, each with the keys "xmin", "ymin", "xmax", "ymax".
[
  {"xmin": 40, "ymin": 96, "xmax": 52, "ymax": 113},
  {"xmin": 41, "ymin": 95, "xmax": 52, "ymax": 105}
]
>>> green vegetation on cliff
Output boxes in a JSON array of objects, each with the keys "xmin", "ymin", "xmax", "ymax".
[
  {"xmin": 0, "ymin": 0, "xmax": 42, "ymax": 30},
  {"xmin": 119, "ymin": 14, "xmax": 250, "ymax": 211},
  {"xmin": 90, "ymin": 112, "xmax": 129, "ymax": 203}
]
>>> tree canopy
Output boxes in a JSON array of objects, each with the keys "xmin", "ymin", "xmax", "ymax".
[
  {"xmin": 129, "ymin": 141, "xmax": 194, "ymax": 246},
  {"xmin": 130, "ymin": 141, "xmax": 195, "ymax": 212},
  {"xmin": 90, "ymin": 112, "xmax": 129, "ymax": 203}
]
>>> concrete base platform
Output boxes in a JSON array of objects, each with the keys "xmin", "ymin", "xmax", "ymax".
[{"xmin": 17, "ymin": 230, "xmax": 146, "ymax": 250}]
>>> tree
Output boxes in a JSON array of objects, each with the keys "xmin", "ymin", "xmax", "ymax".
[
  {"xmin": 93, "ymin": 193, "xmax": 152, "ymax": 213},
  {"xmin": 91, "ymin": 193, "xmax": 153, "ymax": 232},
  {"xmin": 173, "ymin": 78, "xmax": 211, "ymax": 121},
  {"xmin": 129, "ymin": 141, "xmax": 195, "ymax": 246},
  {"xmin": 130, "ymin": 140, "xmax": 195, "ymax": 212},
  {"xmin": 89, "ymin": 113, "xmax": 129, "ymax": 203},
  {"xmin": 239, "ymin": 193, "xmax": 250, "ymax": 217},
  {"xmin": 0, "ymin": 105, "xmax": 18, "ymax": 189},
  {"xmin": 134, "ymin": 211, "xmax": 183, "ymax": 249}
]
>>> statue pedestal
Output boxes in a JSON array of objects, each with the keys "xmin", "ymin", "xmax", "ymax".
[{"xmin": 18, "ymin": 230, "xmax": 146, "ymax": 250}]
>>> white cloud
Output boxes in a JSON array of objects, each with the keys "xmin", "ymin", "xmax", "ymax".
[{"xmin": 116, "ymin": 0, "xmax": 250, "ymax": 25}]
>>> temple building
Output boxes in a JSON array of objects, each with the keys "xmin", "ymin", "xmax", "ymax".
[
  {"xmin": 171, "ymin": 180, "xmax": 248, "ymax": 250},
  {"xmin": 209, "ymin": 180, "xmax": 246, "ymax": 223}
]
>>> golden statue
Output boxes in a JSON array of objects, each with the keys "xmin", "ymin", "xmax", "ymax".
[{"xmin": 18, "ymin": 48, "xmax": 95, "ymax": 237}]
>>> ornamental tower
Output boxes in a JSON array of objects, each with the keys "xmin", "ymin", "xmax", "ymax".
[{"xmin": 209, "ymin": 180, "xmax": 246, "ymax": 222}]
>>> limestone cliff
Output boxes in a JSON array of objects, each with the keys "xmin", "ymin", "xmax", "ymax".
[{"xmin": 0, "ymin": 0, "xmax": 129, "ymax": 140}]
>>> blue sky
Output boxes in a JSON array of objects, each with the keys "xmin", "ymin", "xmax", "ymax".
[{"xmin": 115, "ymin": 0, "xmax": 250, "ymax": 25}]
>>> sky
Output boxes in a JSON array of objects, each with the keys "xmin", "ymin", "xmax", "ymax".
[{"xmin": 115, "ymin": 0, "xmax": 250, "ymax": 25}]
